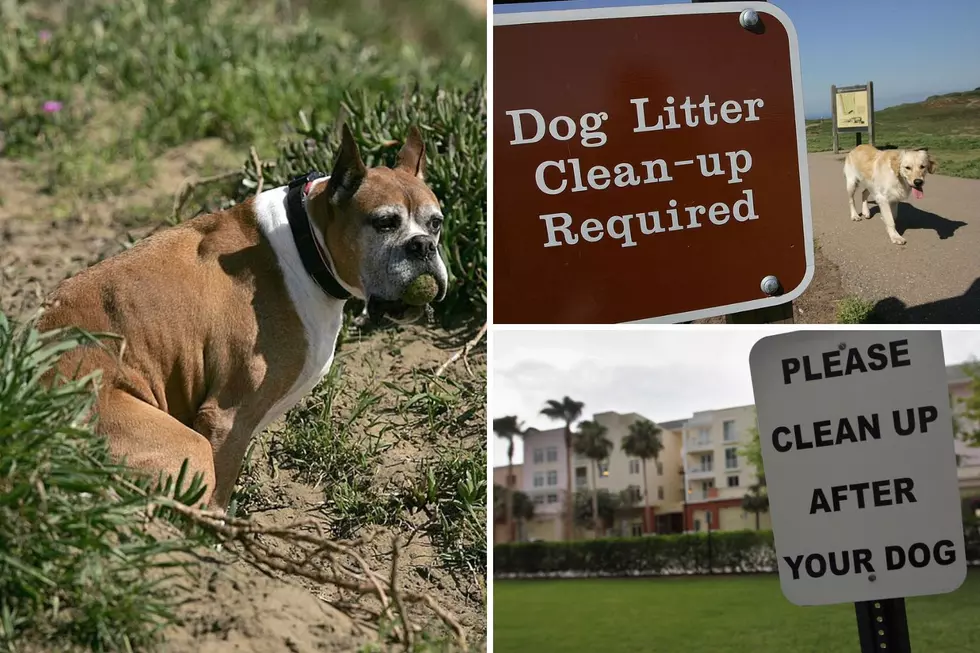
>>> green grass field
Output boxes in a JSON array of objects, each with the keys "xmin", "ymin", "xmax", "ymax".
[
  {"xmin": 494, "ymin": 571, "xmax": 980, "ymax": 653},
  {"xmin": 807, "ymin": 88, "xmax": 980, "ymax": 179}
]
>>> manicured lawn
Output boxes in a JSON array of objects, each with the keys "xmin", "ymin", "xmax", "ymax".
[{"xmin": 494, "ymin": 571, "xmax": 980, "ymax": 652}]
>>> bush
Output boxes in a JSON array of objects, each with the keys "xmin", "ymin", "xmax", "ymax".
[
  {"xmin": 494, "ymin": 531, "xmax": 778, "ymax": 577},
  {"xmin": 239, "ymin": 83, "xmax": 487, "ymax": 325},
  {"xmin": 0, "ymin": 314, "xmax": 203, "ymax": 651}
]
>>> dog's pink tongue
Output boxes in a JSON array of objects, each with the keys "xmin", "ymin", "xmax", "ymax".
[{"xmin": 912, "ymin": 188, "xmax": 924, "ymax": 200}]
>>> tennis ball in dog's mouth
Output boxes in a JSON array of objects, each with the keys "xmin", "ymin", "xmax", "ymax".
[{"xmin": 401, "ymin": 274, "xmax": 439, "ymax": 306}]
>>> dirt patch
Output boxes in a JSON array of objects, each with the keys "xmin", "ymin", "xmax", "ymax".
[{"xmin": 1, "ymin": 173, "xmax": 487, "ymax": 651}]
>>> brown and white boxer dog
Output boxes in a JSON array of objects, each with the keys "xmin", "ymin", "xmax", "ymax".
[{"xmin": 37, "ymin": 124, "xmax": 448, "ymax": 508}]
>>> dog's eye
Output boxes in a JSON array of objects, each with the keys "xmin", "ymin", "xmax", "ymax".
[
  {"xmin": 904, "ymin": 166, "xmax": 912, "ymax": 171},
  {"xmin": 372, "ymin": 214, "xmax": 401, "ymax": 232},
  {"xmin": 430, "ymin": 217, "xmax": 444, "ymax": 232}
]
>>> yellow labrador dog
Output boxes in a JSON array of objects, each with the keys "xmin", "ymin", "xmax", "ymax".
[{"xmin": 844, "ymin": 144, "xmax": 937, "ymax": 245}]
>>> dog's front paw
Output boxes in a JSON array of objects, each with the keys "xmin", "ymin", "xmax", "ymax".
[
  {"xmin": 860, "ymin": 212, "xmax": 870, "ymax": 219},
  {"xmin": 850, "ymin": 214, "xmax": 863, "ymax": 222},
  {"xmin": 890, "ymin": 235, "xmax": 907, "ymax": 246}
]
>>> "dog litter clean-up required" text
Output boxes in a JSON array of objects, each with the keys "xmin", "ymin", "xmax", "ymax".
[{"xmin": 503, "ymin": 94, "xmax": 764, "ymax": 249}]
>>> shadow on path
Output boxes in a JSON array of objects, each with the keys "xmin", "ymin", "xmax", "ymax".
[
  {"xmin": 870, "ymin": 277, "xmax": 980, "ymax": 323},
  {"xmin": 866, "ymin": 202, "xmax": 968, "ymax": 240}
]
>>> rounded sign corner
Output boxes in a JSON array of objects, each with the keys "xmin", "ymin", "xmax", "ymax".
[{"xmin": 782, "ymin": 259, "xmax": 817, "ymax": 306}]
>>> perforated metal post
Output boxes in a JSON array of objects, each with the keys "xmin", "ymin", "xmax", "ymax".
[{"xmin": 854, "ymin": 598, "xmax": 912, "ymax": 653}]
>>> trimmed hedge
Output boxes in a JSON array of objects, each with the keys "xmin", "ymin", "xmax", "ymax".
[
  {"xmin": 497, "ymin": 526, "xmax": 980, "ymax": 577},
  {"xmin": 239, "ymin": 82, "xmax": 487, "ymax": 326},
  {"xmin": 495, "ymin": 531, "xmax": 778, "ymax": 577}
]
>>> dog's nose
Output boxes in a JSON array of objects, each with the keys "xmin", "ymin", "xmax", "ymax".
[
  {"xmin": 913, "ymin": 178, "xmax": 924, "ymax": 188},
  {"xmin": 405, "ymin": 234, "xmax": 437, "ymax": 261}
]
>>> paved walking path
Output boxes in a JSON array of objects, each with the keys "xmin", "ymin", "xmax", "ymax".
[{"xmin": 806, "ymin": 152, "xmax": 980, "ymax": 323}]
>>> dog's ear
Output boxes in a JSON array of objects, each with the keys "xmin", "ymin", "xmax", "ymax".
[
  {"xmin": 395, "ymin": 126, "xmax": 426, "ymax": 180},
  {"xmin": 327, "ymin": 123, "xmax": 367, "ymax": 204},
  {"xmin": 927, "ymin": 155, "xmax": 938, "ymax": 174}
]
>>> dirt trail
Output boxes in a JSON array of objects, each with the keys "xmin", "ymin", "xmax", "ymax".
[{"xmin": 805, "ymin": 152, "xmax": 980, "ymax": 323}]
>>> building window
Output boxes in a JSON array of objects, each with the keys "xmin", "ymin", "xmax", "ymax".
[
  {"xmin": 694, "ymin": 519, "xmax": 702, "ymax": 532},
  {"xmin": 631, "ymin": 521, "xmax": 643, "ymax": 537},
  {"xmin": 532, "ymin": 495, "xmax": 545, "ymax": 505},
  {"xmin": 629, "ymin": 459, "xmax": 640, "ymax": 474},
  {"xmin": 575, "ymin": 466, "xmax": 588, "ymax": 487},
  {"xmin": 546, "ymin": 470, "xmax": 558, "ymax": 486},
  {"xmin": 699, "ymin": 454, "xmax": 713, "ymax": 472},
  {"xmin": 546, "ymin": 493, "xmax": 559, "ymax": 504},
  {"xmin": 725, "ymin": 447, "xmax": 738, "ymax": 469},
  {"xmin": 546, "ymin": 446, "xmax": 558, "ymax": 462},
  {"xmin": 657, "ymin": 486, "xmax": 664, "ymax": 500},
  {"xmin": 533, "ymin": 472, "xmax": 544, "ymax": 488},
  {"xmin": 727, "ymin": 475, "xmax": 740, "ymax": 488},
  {"xmin": 698, "ymin": 427, "xmax": 710, "ymax": 444},
  {"xmin": 723, "ymin": 420, "xmax": 737, "ymax": 442},
  {"xmin": 656, "ymin": 461, "xmax": 664, "ymax": 476},
  {"xmin": 598, "ymin": 461, "xmax": 610, "ymax": 477},
  {"xmin": 533, "ymin": 448, "xmax": 544, "ymax": 464}
]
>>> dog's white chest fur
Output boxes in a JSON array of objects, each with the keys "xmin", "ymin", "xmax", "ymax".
[{"xmin": 252, "ymin": 179, "xmax": 344, "ymax": 433}]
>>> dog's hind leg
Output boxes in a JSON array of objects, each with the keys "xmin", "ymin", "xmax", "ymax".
[
  {"xmin": 845, "ymin": 166, "xmax": 862, "ymax": 221},
  {"xmin": 860, "ymin": 189, "xmax": 871, "ymax": 219},
  {"xmin": 97, "ymin": 390, "xmax": 218, "ymax": 507}
]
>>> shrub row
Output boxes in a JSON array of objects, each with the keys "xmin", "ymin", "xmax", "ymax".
[
  {"xmin": 496, "ymin": 526, "xmax": 980, "ymax": 577},
  {"xmin": 495, "ymin": 531, "xmax": 778, "ymax": 577},
  {"xmin": 239, "ymin": 83, "xmax": 487, "ymax": 325}
]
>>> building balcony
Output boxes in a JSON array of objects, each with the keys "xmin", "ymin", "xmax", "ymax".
[
  {"xmin": 684, "ymin": 437, "xmax": 714, "ymax": 453},
  {"xmin": 687, "ymin": 467, "xmax": 715, "ymax": 480},
  {"xmin": 688, "ymin": 487, "xmax": 719, "ymax": 502}
]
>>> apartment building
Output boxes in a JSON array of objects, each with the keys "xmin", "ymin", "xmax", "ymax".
[
  {"xmin": 520, "ymin": 411, "xmax": 687, "ymax": 540},
  {"xmin": 681, "ymin": 404, "xmax": 769, "ymax": 533},
  {"xmin": 949, "ymin": 365, "xmax": 980, "ymax": 515},
  {"xmin": 519, "ymin": 426, "xmax": 567, "ymax": 541},
  {"xmin": 501, "ymin": 362, "xmax": 980, "ymax": 541},
  {"xmin": 492, "ymin": 463, "xmax": 522, "ymax": 544}
]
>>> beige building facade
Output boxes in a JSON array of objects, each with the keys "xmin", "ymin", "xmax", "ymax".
[{"xmin": 495, "ymin": 363, "xmax": 980, "ymax": 541}]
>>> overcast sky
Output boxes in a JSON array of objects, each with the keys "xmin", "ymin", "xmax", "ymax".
[{"xmin": 491, "ymin": 329, "xmax": 980, "ymax": 467}]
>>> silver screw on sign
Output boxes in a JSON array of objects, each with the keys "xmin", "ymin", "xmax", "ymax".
[
  {"xmin": 760, "ymin": 275, "xmax": 781, "ymax": 296},
  {"xmin": 739, "ymin": 9, "xmax": 760, "ymax": 29}
]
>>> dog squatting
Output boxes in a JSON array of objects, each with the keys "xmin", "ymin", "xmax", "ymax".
[{"xmin": 540, "ymin": 189, "xmax": 758, "ymax": 248}]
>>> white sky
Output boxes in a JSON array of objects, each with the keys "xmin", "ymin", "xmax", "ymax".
[{"xmin": 490, "ymin": 328, "xmax": 980, "ymax": 467}]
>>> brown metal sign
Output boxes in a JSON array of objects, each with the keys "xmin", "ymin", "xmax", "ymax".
[{"xmin": 493, "ymin": 1, "xmax": 813, "ymax": 324}]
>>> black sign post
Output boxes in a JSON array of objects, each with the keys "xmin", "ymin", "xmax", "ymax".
[{"xmin": 855, "ymin": 598, "xmax": 912, "ymax": 653}]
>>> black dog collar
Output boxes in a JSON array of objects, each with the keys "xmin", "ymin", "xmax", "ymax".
[{"xmin": 284, "ymin": 172, "xmax": 352, "ymax": 301}]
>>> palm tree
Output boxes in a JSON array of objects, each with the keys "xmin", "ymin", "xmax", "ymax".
[
  {"xmin": 493, "ymin": 416, "xmax": 524, "ymax": 542},
  {"xmin": 742, "ymin": 473, "xmax": 770, "ymax": 530},
  {"xmin": 621, "ymin": 419, "xmax": 664, "ymax": 535},
  {"xmin": 493, "ymin": 484, "xmax": 535, "ymax": 540},
  {"xmin": 573, "ymin": 419, "xmax": 613, "ymax": 538},
  {"xmin": 540, "ymin": 396, "xmax": 584, "ymax": 540}
]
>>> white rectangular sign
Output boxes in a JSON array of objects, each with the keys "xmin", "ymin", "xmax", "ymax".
[{"xmin": 749, "ymin": 330, "xmax": 966, "ymax": 607}]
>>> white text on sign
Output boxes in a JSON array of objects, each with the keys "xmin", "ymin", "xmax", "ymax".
[{"xmin": 503, "ymin": 94, "xmax": 766, "ymax": 249}]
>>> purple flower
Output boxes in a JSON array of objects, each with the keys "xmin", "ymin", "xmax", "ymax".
[
  {"xmin": 42, "ymin": 101, "xmax": 62, "ymax": 113},
  {"xmin": 39, "ymin": 30, "xmax": 52, "ymax": 43}
]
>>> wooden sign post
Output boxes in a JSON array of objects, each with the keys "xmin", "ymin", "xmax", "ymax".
[{"xmin": 832, "ymin": 82, "xmax": 876, "ymax": 154}]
